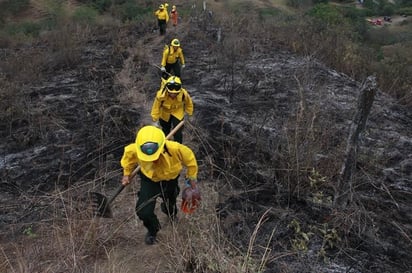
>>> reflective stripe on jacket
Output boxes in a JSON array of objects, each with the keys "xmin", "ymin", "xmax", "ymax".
[{"xmin": 120, "ymin": 140, "xmax": 198, "ymax": 181}]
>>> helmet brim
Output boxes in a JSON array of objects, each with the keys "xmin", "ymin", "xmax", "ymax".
[{"xmin": 136, "ymin": 142, "xmax": 164, "ymax": 161}]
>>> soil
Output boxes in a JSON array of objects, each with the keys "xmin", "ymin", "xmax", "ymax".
[{"xmin": 1, "ymin": 1, "xmax": 411, "ymax": 273}]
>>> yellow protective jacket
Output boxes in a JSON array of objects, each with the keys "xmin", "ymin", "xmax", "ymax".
[
  {"xmin": 120, "ymin": 140, "xmax": 198, "ymax": 182},
  {"xmin": 151, "ymin": 86, "xmax": 194, "ymax": 122},
  {"xmin": 155, "ymin": 9, "xmax": 169, "ymax": 22},
  {"xmin": 161, "ymin": 45, "xmax": 185, "ymax": 66}
]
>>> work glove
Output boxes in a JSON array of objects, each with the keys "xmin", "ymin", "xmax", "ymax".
[
  {"xmin": 184, "ymin": 178, "xmax": 197, "ymax": 189},
  {"xmin": 181, "ymin": 64, "xmax": 186, "ymax": 69},
  {"xmin": 121, "ymin": 175, "xmax": 130, "ymax": 186},
  {"xmin": 152, "ymin": 120, "xmax": 160, "ymax": 127},
  {"xmin": 184, "ymin": 113, "xmax": 192, "ymax": 122},
  {"xmin": 160, "ymin": 66, "xmax": 166, "ymax": 72}
]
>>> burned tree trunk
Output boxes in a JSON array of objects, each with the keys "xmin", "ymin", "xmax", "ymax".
[{"xmin": 334, "ymin": 76, "xmax": 377, "ymax": 208}]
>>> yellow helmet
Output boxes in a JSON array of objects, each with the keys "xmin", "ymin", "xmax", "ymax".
[
  {"xmin": 165, "ymin": 76, "xmax": 182, "ymax": 93},
  {"xmin": 135, "ymin": 126, "xmax": 165, "ymax": 161},
  {"xmin": 172, "ymin": 5, "xmax": 176, "ymax": 10},
  {"xmin": 159, "ymin": 4, "xmax": 164, "ymax": 9},
  {"xmin": 171, "ymin": 38, "xmax": 180, "ymax": 47}
]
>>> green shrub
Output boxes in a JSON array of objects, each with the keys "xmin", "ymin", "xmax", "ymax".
[
  {"xmin": 313, "ymin": 0, "xmax": 329, "ymax": 4},
  {"xmin": 5, "ymin": 21, "xmax": 41, "ymax": 37},
  {"xmin": 398, "ymin": 7, "xmax": 412, "ymax": 15},
  {"xmin": 72, "ymin": 6, "xmax": 99, "ymax": 24},
  {"xmin": 93, "ymin": 0, "xmax": 112, "ymax": 12},
  {"xmin": 39, "ymin": 17, "xmax": 58, "ymax": 31},
  {"xmin": 381, "ymin": 4, "xmax": 395, "ymax": 15},
  {"xmin": 360, "ymin": 7, "xmax": 377, "ymax": 17},
  {"xmin": 308, "ymin": 3, "xmax": 345, "ymax": 26},
  {"xmin": 112, "ymin": 1, "xmax": 151, "ymax": 22},
  {"xmin": 64, "ymin": 0, "xmax": 111, "ymax": 13},
  {"xmin": 258, "ymin": 7, "xmax": 281, "ymax": 18},
  {"xmin": 0, "ymin": 0, "xmax": 30, "ymax": 15},
  {"xmin": 335, "ymin": 0, "xmax": 353, "ymax": 3},
  {"xmin": 399, "ymin": 0, "xmax": 412, "ymax": 7},
  {"xmin": 363, "ymin": 0, "xmax": 396, "ymax": 15},
  {"xmin": 363, "ymin": 0, "xmax": 382, "ymax": 14},
  {"xmin": 286, "ymin": 0, "xmax": 313, "ymax": 9}
]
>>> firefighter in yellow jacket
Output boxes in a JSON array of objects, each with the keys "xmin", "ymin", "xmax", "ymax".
[
  {"xmin": 151, "ymin": 75, "xmax": 193, "ymax": 144},
  {"xmin": 121, "ymin": 125, "xmax": 198, "ymax": 245},
  {"xmin": 160, "ymin": 38, "xmax": 185, "ymax": 79},
  {"xmin": 154, "ymin": 4, "xmax": 169, "ymax": 35}
]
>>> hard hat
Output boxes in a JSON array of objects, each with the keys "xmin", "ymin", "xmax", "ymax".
[
  {"xmin": 159, "ymin": 4, "xmax": 164, "ymax": 9},
  {"xmin": 181, "ymin": 186, "xmax": 201, "ymax": 214},
  {"xmin": 135, "ymin": 125, "xmax": 165, "ymax": 161},
  {"xmin": 171, "ymin": 38, "xmax": 180, "ymax": 47},
  {"xmin": 172, "ymin": 5, "xmax": 176, "ymax": 9},
  {"xmin": 165, "ymin": 76, "xmax": 182, "ymax": 93}
]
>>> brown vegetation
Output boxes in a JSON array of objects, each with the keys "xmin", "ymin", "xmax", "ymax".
[{"xmin": 1, "ymin": 0, "xmax": 411, "ymax": 273}]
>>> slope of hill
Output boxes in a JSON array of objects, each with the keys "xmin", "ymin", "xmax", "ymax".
[{"xmin": 1, "ymin": 1, "xmax": 411, "ymax": 273}]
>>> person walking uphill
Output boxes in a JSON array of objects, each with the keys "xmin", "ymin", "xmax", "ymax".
[
  {"xmin": 170, "ymin": 5, "xmax": 178, "ymax": 27},
  {"xmin": 160, "ymin": 38, "xmax": 185, "ymax": 79},
  {"xmin": 154, "ymin": 4, "xmax": 169, "ymax": 35},
  {"xmin": 151, "ymin": 75, "xmax": 193, "ymax": 144},
  {"xmin": 120, "ymin": 125, "xmax": 198, "ymax": 245}
]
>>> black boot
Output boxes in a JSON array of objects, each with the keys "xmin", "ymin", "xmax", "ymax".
[{"xmin": 145, "ymin": 232, "xmax": 157, "ymax": 245}]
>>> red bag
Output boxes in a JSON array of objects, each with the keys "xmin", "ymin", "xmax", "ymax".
[{"xmin": 181, "ymin": 186, "xmax": 201, "ymax": 214}]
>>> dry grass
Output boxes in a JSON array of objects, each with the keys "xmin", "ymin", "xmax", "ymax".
[
  {"xmin": 1, "ymin": 1, "xmax": 411, "ymax": 272},
  {"xmin": 0, "ymin": 166, "xmax": 273, "ymax": 273}
]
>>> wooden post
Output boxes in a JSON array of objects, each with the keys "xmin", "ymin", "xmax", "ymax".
[{"xmin": 334, "ymin": 76, "xmax": 377, "ymax": 208}]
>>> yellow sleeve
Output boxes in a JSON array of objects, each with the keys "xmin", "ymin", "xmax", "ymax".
[
  {"xmin": 120, "ymin": 144, "xmax": 139, "ymax": 176},
  {"xmin": 183, "ymin": 90, "xmax": 193, "ymax": 116},
  {"xmin": 151, "ymin": 92, "xmax": 163, "ymax": 121},
  {"xmin": 179, "ymin": 144, "xmax": 198, "ymax": 180},
  {"xmin": 179, "ymin": 49, "xmax": 185, "ymax": 65},
  {"xmin": 161, "ymin": 46, "xmax": 169, "ymax": 67}
]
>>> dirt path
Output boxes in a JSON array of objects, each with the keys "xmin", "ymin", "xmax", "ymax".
[
  {"xmin": 102, "ymin": 18, "xmax": 200, "ymax": 272},
  {"xmin": 97, "ymin": 188, "xmax": 180, "ymax": 272}
]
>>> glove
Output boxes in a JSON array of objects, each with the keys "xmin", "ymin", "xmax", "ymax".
[
  {"xmin": 184, "ymin": 178, "xmax": 197, "ymax": 189},
  {"xmin": 121, "ymin": 175, "xmax": 130, "ymax": 186},
  {"xmin": 160, "ymin": 66, "xmax": 166, "ymax": 72},
  {"xmin": 181, "ymin": 64, "xmax": 186, "ymax": 69},
  {"xmin": 152, "ymin": 121, "xmax": 160, "ymax": 127},
  {"xmin": 184, "ymin": 113, "xmax": 192, "ymax": 122}
]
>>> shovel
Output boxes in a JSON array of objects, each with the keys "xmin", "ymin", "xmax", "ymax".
[{"xmin": 88, "ymin": 120, "xmax": 185, "ymax": 218}]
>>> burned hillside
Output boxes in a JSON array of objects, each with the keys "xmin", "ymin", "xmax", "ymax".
[{"xmin": 1, "ymin": 3, "xmax": 412, "ymax": 273}]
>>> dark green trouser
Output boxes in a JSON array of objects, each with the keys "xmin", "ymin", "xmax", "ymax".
[
  {"xmin": 160, "ymin": 115, "xmax": 183, "ymax": 143},
  {"xmin": 162, "ymin": 61, "xmax": 181, "ymax": 79},
  {"xmin": 136, "ymin": 171, "xmax": 179, "ymax": 236},
  {"xmin": 158, "ymin": 19, "xmax": 166, "ymax": 35}
]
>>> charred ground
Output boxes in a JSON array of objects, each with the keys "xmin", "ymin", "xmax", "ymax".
[{"xmin": 1, "ymin": 1, "xmax": 412, "ymax": 273}]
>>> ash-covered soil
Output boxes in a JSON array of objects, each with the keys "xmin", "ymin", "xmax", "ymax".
[{"xmin": 1, "ymin": 9, "xmax": 411, "ymax": 273}]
